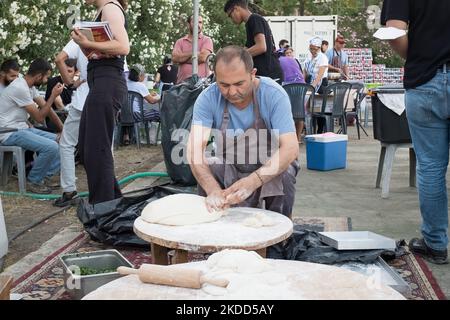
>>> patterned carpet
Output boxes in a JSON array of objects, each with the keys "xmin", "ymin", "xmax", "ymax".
[{"xmin": 9, "ymin": 217, "xmax": 446, "ymax": 300}]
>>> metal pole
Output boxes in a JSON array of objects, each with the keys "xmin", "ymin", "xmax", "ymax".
[{"xmin": 192, "ymin": 0, "xmax": 199, "ymax": 76}]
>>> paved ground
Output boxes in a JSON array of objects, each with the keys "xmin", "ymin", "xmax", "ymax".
[
  {"xmin": 1, "ymin": 123, "xmax": 449, "ymax": 298},
  {"xmin": 294, "ymin": 126, "xmax": 450, "ymax": 298}
]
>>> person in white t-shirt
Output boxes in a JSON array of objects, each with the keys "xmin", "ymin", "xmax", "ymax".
[
  {"xmin": 0, "ymin": 59, "xmax": 20, "ymax": 94},
  {"xmin": 302, "ymin": 36, "xmax": 329, "ymax": 93},
  {"xmin": 0, "ymin": 59, "xmax": 64, "ymax": 194},
  {"xmin": 122, "ymin": 64, "xmax": 160, "ymax": 144},
  {"xmin": 53, "ymin": 40, "xmax": 89, "ymax": 207}
]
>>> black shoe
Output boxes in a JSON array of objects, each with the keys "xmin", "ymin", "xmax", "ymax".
[
  {"xmin": 53, "ymin": 191, "xmax": 79, "ymax": 207},
  {"xmin": 408, "ymin": 238, "xmax": 448, "ymax": 265}
]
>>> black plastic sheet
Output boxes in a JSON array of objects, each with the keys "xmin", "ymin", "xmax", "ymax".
[
  {"xmin": 77, "ymin": 185, "xmax": 179, "ymax": 247},
  {"xmin": 267, "ymin": 226, "xmax": 407, "ymax": 264}
]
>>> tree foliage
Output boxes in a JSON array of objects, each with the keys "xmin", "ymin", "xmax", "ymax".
[{"xmin": 0, "ymin": 0, "xmax": 402, "ymax": 74}]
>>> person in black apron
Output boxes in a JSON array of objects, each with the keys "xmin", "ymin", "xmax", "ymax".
[
  {"xmin": 188, "ymin": 46, "xmax": 299, "ymax": 218},
  {"xmin": 71, "ymin": 0, "xmax": 129, "ymax": 204}
]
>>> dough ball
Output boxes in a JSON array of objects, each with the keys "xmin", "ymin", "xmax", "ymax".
[
  {"xmin": 206, "ymin": 249, "xmax": 273, "ymax": 274},
  {"xmin": 242, "ymin": 212, "xmax": 276, "ymax": 228},
  {"xmin": 243, "ymin": 217, "xmax": 263, "ymax": 228}
]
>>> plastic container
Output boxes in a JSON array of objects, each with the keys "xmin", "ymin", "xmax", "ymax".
[
  {"xmin": 371, "ymin": 87, "xmax": 411, "ymax": 143},
  {"xmin": 0, "ymin": 197, "xmax": 8, "ymax": 269},
  {"xmin": 305, "ymin": 133, "xmax": 348, "ymax": 171}
]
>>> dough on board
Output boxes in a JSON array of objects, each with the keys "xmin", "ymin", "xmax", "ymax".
[
  {"xmin": 202, "ymin": 249, "xmax": 293, "ymax": 298},
  {"xmin": 141, "ymin": 194, "xmax": 224, "ymax": 226},
  {"xmin": 242, "ymin": 212, "xmax": 276, "ymax": 228},
  {"xmin": 206, "ymin": 249, "xmax": 273, "ymax": 274}
]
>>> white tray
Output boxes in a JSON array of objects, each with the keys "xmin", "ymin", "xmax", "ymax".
[{"xmin": 319, "ymin": 231, "xmax": 396, "ymax": 250}]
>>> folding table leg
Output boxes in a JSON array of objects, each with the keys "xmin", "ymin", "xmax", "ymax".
[{"xmin": 376, "ymin": 146, "xmax": 386, "ymax": 188}]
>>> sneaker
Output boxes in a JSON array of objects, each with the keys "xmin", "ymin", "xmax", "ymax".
[
  {"xmin": 28, "ymin": 182, "xmax": 52, "ymax": 194},
  {"xmin": 408, "ymin": 238, "xmax": 448, "ymax": 265},
  {"xmin": 53, "ymin": 191, "xmax": 79, "ymax": 207},
  {"xmin": 44, "ymin": 176, "xmax": 60, "ymax": 189}
]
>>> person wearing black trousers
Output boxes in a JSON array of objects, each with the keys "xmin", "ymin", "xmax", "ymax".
[{"xmin": 71, "ymin": 0, "xmax": 129, "ymax": 204}]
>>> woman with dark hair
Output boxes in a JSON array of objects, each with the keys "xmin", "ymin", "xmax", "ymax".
[
  {"xmin": 71, "ymin": 0, "xmax": 129, "ymax": 205},
  {"xmin": 154, "ymin": 56, "xmax": 178, "ymax": 93}
]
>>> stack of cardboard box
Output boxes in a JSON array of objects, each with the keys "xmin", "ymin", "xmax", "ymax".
[{"xmin": 345, "ymin": 48, "xmax": 404, "ymax": 84}]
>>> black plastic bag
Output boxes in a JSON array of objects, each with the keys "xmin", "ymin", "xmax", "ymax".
[
  {"xmin": 160, "ymin": 75, "xmax": 205, "ymax": 186},
  {"xmin": 77, "ymin": 186, "xmax": 179, "ymax": 247},
  {"xmin": 267, "ymin": 227, "xmax": 401, "ymax": 264}
]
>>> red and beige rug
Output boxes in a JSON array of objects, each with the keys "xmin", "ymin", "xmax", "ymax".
[{"xmin": 10, "ymin": 217, "xmax": 446, "ymax": 300}]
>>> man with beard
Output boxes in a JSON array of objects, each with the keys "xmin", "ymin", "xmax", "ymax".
[
  {"xmin": 0, "ymin": 58, "xmax": 63, "ymax": 194},
  {"xmin": 187, "ymin": 46, "xmax": 299, "ymax": 218},
  {"xmin": 0, "ymin": 59, "xmax": 20, "ymax": 94},
  {"xmin": 172, "ymin": 14, "xmax": 214, "ymax": 84}
]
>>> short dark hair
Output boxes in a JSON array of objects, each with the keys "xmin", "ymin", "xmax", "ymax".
[
  {"xmin": 279, "ymin": 39, "xmax": 289, "ymax": 48},
  {"xmin": 187, "ymin": 14, "xmax": 202, "ymax": 24},
  {"xmin": 163, "ymin": 55, "xmax": 172, "ymax": 65},
  {"xmin": 322, "ymin": 40, "xmax": 329, "ymax": 46},
  {"xmin": 214, "ymin": 45, "xmax": 253, "ymax": 73},
  {"xmin": 224, "ymin": 0, "xmax": 248, "ymax": 13},
  {"xmin": 64, "ymin": 58, "xmax": 77, "ymax": 71},
  {"xmin": 0, "ymin": 59, "xmax": 20, "ymax": 73},
  {"xmin": 27, "ymin": 58, "xmax": 52, "ymax": 77},
  {"xmin": 128, "ymin": 69, "xmax": 140, "ymax": 82}
]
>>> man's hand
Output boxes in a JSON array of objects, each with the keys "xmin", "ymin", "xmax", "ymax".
[
  {"xmin": 223, "ymin": 173, "xmax": 261, "ymax": 206},
  {"xmin": 205, "ymin": 190, "xmax": 228, "ymax": 213},
  {"xmin": 72, "ymin": 78, "xmax": 86, "ymax": 89},
  {"xmin": 51, "ymin": 83, "xmax": 64, "ymax": 98}
]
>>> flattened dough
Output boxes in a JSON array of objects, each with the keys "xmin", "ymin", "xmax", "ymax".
[{"xmin": 141, "ymin": 194, "xmax": 224, "ymax": 226}]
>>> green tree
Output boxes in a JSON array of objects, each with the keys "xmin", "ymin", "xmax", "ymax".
[{"xmin": 0, "ymin": 0, "xmax": 401, "ymax": 73}]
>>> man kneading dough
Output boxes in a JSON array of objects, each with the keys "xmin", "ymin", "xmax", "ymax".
[{"xmin": 187, "ymin": 46, "xmax": 299, "ymax": 219}]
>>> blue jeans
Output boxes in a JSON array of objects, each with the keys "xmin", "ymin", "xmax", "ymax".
[
  {"xmin": 2, "ymin": 128, "xmax": 60, "ymax": 184},
  {"xmin": 405, "ymin": 69, "xmax": 450, "ymax": 251}
]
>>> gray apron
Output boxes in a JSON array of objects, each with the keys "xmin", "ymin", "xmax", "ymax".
[{"xmin": 199, "ymin": 85, "xmax": 299, "ymax": 217}]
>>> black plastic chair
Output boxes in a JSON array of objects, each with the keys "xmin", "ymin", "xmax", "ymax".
[
  {"xmin": 344, "ymin": 82, "xmax": 369, "ymax": 140},
  {"xmin": 310, "ymin": 82, "xmax": 352, "ymax": 134},
  {"xmin": 116, "ymin": 91, "xmax": 148, "ymax": 149},
  {"xmin": 283, "ymin": 83, "xmax": 316, "ymax": 135}
]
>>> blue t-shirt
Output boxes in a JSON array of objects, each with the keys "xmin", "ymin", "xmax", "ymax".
[
  {"xmin": 193, "ymin": 77, "xmax": 295, "ymax": 136},
  {"xmin": 325, "ymin": 48, "xmax": 349, "ymax": 69}
]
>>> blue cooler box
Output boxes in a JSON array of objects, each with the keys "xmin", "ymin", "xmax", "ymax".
[{"xmin": 305, "ymin": 133, "xmax": 348, "ymax": 171}]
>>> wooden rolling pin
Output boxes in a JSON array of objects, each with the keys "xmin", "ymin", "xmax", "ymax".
[{"xmin": 117, "ymin": 264, "xmax": 229, "ymax": 289}]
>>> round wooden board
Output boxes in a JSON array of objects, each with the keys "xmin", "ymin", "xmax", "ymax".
[
  {"xmin": 83, "ymin": 259, "xmax": 406, "ymax": 300},
  {"xmin": 134, "ymin": 207, "xmax": 293, "ymax": 252}
]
